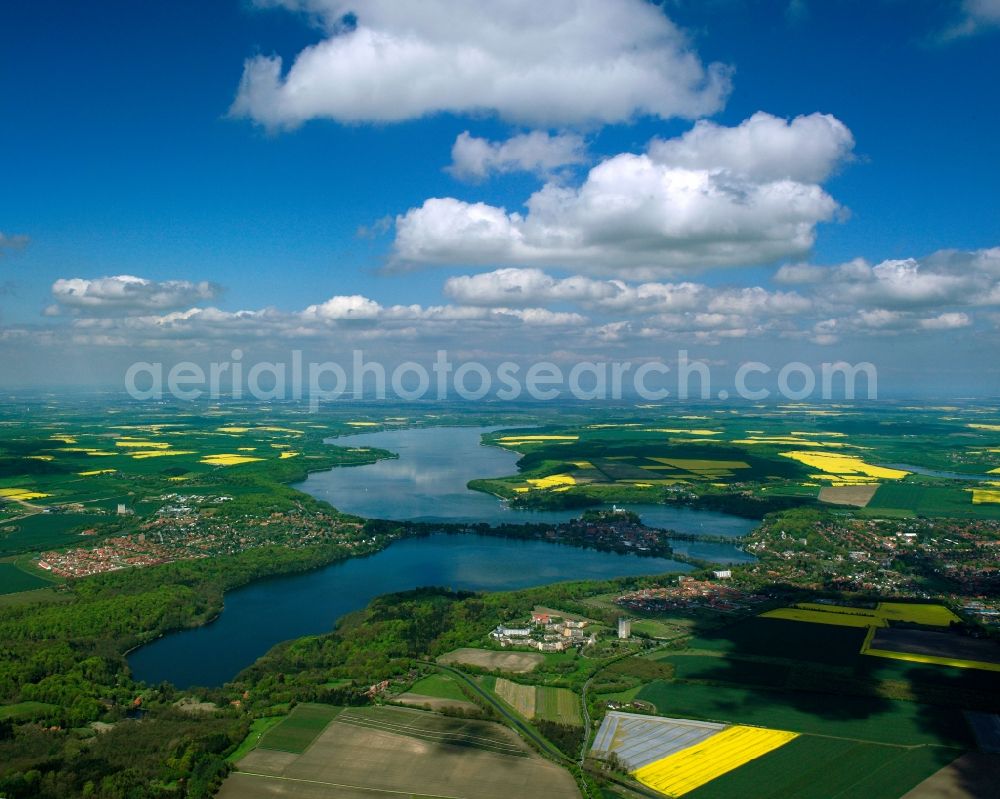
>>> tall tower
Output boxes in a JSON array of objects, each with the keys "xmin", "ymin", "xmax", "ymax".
[{"xmin": 617, "ymin": 617, "xmax": 631, "ymax": 639}]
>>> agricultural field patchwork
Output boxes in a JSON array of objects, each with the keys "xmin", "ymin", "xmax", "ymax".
[
  {"xmin": 469, "ymin": 410, "xmax": 1000, "ymax": 518},
  {"xmin": 591, "ymin": 712, "xmax": 726, "ymax": 770},
  {"xmin": 779, "ymin": 450, "xmax": 909, "ymax": 484},
  {"xmin": 494, "ymin": 678, "xmax": 582, "ymax": 725},
  {"xmin": 760, "ymin": 601, "xmax": 1000, "ymax": 671},
  {"xmin": 633, "ymin": 725, "xmax": 798, "ymax": 797},
  {"xmin": 591, "ymin": 711, "xmax": 798, "ymax": 797},
  {"xmin": 224, "ymin": 706, "xmax": 580, "ymax": 799},
  {"xmin": 257, "ymin": 703, "xmax": 344, "ymax": 753},
  {"xmin": 495, "ymin": 677, "xmax": 536, "ymax": 717}
]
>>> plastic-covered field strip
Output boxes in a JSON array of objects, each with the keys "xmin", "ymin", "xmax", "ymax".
[
  {"xmin": 591, "ymin": 711, "xmax": 725, "ymax": 770},
  {"xmin": 632, "ymin": 725, "xmax": 798, "ymax": 797}
]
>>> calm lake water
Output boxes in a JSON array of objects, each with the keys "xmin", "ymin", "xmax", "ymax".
[
  {"xmin": 300, "ymin": 427, "xmax": 757, "ymax": 541},
  {"xmin": 127, "ymin": 533, "xmax": 690, "ymax": 688},
  {"xmin": 881, "ymin": 463, "xmax": 996, "ymax": 481},
  {"xmin": 128, "ymin": 426, "xmax": 755, "ymax": 687}
]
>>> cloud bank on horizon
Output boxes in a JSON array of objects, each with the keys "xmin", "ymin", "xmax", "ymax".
[{"xmin": 2, "ymin": 0, "xmax": 999, "ymax": 390}]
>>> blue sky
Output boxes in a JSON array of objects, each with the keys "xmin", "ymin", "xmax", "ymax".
[{"xmin": 1, "ymin": 0, "xmax": 999, "ymax": 394}]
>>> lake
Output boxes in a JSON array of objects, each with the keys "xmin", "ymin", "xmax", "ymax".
[
  {"xmin": 299, "ymin": 427, "xmax": 758, "ymax": 546},
  {"xmin": 128, "ymin": 426, "xmax": 755, "ymax": 687},
  {"xmin": 881, "ymin": 463, "xmax": 997, "ymax": 481},
  {"xmin": 127, "ymin": 533, "xmax": 690, "ymax": 688}
]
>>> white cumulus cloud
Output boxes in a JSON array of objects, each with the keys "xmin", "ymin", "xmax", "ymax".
[
  {"xmin": 232, "ymin": 0, "xmax": 730, "ymax": 128},
  {"xmin": 50, "ymin": 276, "xmax": 222, "ymax": 314},
  {"xmin": 395, "ymin": 123, "xmax": 846, "ymax": 276},
  {"xmin": 648, "ymin": 111, "xmax": 854, "ymax": 183},
  {"xmin": 447, "ymin": 131, "xmax": 588, "ymax": 181},
  {"xmin": 919, "ymin": 312, "xmax": 972, "ymax": 330}
]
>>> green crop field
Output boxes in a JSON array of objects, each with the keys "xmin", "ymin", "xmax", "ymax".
[
  {"xmin": 535, "ymin": 686, "xmax": 582, "ymax": 725},
  {"xmin": 0, "ymin": 514, "xmax": 109, "ymax": 557},
  {"xmin": 684, "ymin": 617, "xmax": 1000, "ymax": 699},
  {"xmin": 226, "ymin": 716, "xmax": 284, "ymax": 763},
  {"xmin": 868, "ymin": 483, "xmax": 999, "ymax": 518},
  {"xmin": 256, "ymin": 703, "xmax": 342, "ymax": 753},
  {"xmin": 685, "ymin": 617, "xmax": 869, "ymax": 668},
  {"xmin": 0, "ymin": 562, "xmax": 52, "ymax": 594},
  {"xmin": 408, "ymin": 673, "xmax": 469, "ymax": 702},
  {"xmin": 659, "ymin": 654, "xmax": 793, "ymax": 689},
  {"xmin": 686, "ymin": 734, "xmax": 962, "ymax": 799},
  {"xmin": 636, "ymin": 681, "xmax": 973, "ymax": 747}
]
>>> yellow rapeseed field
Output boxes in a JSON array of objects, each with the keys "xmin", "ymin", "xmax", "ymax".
[
  {"xmin": 129, "ymin": 450, "xmax": 196, "ymax": 459},
  {"xmin": 115, "ymin": 440, "xmax": 171, "ymax": 449},
  {"xmin": 970, "ymin": 488, "xmax": 1000, "ymax": 504},
  {"xmin": 633, "ymin": 726, "xmax": 798, "ymax": 797},
  {"xmin": 0, "ymin": 488, "xmax": 51, "ymax": 501},
  {"xmin": 279, "ymin": 451, "xmax": 300, "ymax": 459},
  {"xmin": 346, "ymin": 421, "xmax": 379, "ymax": 427},
  {"xmin": 647, "ymin": 428, "xmax": 722, "ymax": 435},
  {"xmin": 216, "ymin": 426, "xmax": 250, "ymax": 433},
  {"xmin": 200, "ymin": 454, "xmax": 264, "ymax": 466},
  {"xmin": 780, "ymin": 451, "xmax": 908, "ymax": 480},
  {"xmin": 526, "ymin": 474, "xmax": 576, "ymax": 489},
  {"xmin": 78, "ymin": 469, "xmax": 116, "ymax": 476},
  {"xmin": 968, "ymin": 423, "xmax": 1000, "ymax": 432}
]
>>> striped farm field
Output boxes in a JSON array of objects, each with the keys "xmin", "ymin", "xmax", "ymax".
[
  {"xmin": 257, "ymin": 703, "xmax": 342, "ymax": 753},
  {"xmin": 494, "ymin": 679, "xmax": 582, "ymax": 725},
  {"xmin": 633, "ymin": 725, "xmax": 798, "ymax": 797},
  {"xmin": 495, "ymin": 677, "xmax": 536, "ymax": 718},
  {"xmin": 536, "ymin": 685, "xmax": 582, "ymax": 725}
]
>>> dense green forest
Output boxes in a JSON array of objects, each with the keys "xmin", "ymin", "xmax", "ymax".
[{"xmin": 0, "ymin": 531, "xmax": 401, "ymax": 799}]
